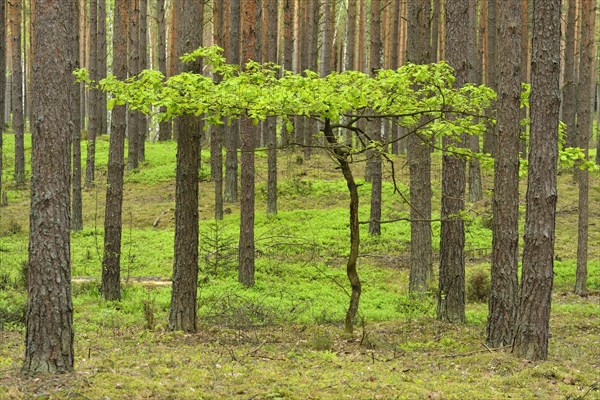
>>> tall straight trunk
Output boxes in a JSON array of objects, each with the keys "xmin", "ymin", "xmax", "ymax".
[
  {"xmin": 574, "ymin": 0, "xmax": 595, "ymax": 296},
  {"xmin": 128, "ymin": 0, "xmax": 140, "ymax": 170},
  {"xmin": 138, "ymin": 0, "xmax": 148, "ymax": 160},
  {"xmin": 86, "ymin": 0, "xmax": 99, "ymax": 188},
  {"xmin": 79, "ymin": 0, "xmax": 86, "ymax": 152},
  {"xmin": 512, "ymin": 0, "xmax": 561, "ymax": 361},
  {"xmin": 357, "ymin": 0, "xmax": 366, "ymax": 73},
  {"xmin": 266, "ymin": 0, "xmax": 278, "ymax": 215},
  {"xmin": 437, "ymin": 0, "xmax": 468, "ymax": 323},
  {"xmin": 280, "ymin": 0, "xmax": 293, "ymax": 147},
  {"xmin": 368, "ymin": 0, "xmax": 382, "ymax": 236},
  {"xmin": 302, "ymin": 0, "xmax": 319, "ymax": 161},
  {"xmin": 431, "ymin": 0, "xmax": 441, "ymax": 62},
  {"xmin": 483, "ymin": 0, "xmax": 496, "ymax": 156},
  {"xmin": 346, "ymin": 0, "xmax": 357, "ymax": 72},
  {"xmin": 239, "ymin": 0, "xmax": 258, "ymax": 288},
  {"xmin": 224, "ymin": 1, "xmax": 240, "ymax": 203},
  {"xmin": 562, "ymin": 0, "xmax": 577, "ymax": 149},
  {"xmin": 597, "ymin": 85, "xmax": 600, "ymax": 166},
  {"xmin": 212, "ymin": 0, "xmax": 225, "ymax": 220},
  {"xmin": 389, "ymin": 1, "xmax": 400, "ymax": 154},
  {"xmin": 519, "ymin": 0, "xmax": 529, "ymax": 157},
  {"xmin": 467, "ymin": 0, "xmax": 482, "ymax": 203},
  {"xmin": 169, "ymin": 0, "xmax": 203, "ymax": 332},
  {"xmin": 321, "ymin": 0, "xmax": 334, "ymax": 76},
  {"xmin": 157, "ymin": 0, "xmax": 171, "ymax": 141},
  {"xmin": 0, "ymin": 0, "xmax": 6, "ymax": 205},
  {"xmin": 10, "ymin": 0, "xmax": 25, "ymax": 188},
  {"xmin": 98, "ymin": 0, "xmax": 107, "ymax": 135},
  {"xmin": 487, "ymin": 0, "xmax": 521, "ymax": 348},
  {"xmin": 24, "ymin": 0, "xmax": 75, "ymax": 373},
  {"xmin": 71, "ymin": 0, "xmax": 83, "ymax": 231},
  {"xmin": 101, "ymin": 0, "xmax": 129, "ymax": 301},
  {"xmin": 407, "ymin": 0, "xmax": 432, "ymax": 292}
]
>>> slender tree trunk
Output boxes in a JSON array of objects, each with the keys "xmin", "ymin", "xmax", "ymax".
[
  {"xmin": 323, "ymin": 119, "xmax": 361, "ymax": 334},
  {"xmin": 71, "ymin": 0, "xmax": 83, "ymax": 231},
  {"xmin": 368, "ymin": 0, "xmax": 382, "ymax": 236},
  {"xmin": 10, "ymin": 0, "xmax": 25, "ymax": 188},
  {"xmin": 239, "ymin": 0, "xmax": 258, "ymax": 288},
  {"xmin": 98, "ymin": 0, "xmax": 107, "ymax": 135},
  {"xmin": 0, "ymin": 0, "xmax": 6, "ymax": 205},
  {"xmin": 407, "ymin": 0, "xmax": 432, "ymax": 292},
  {"xmin": 519, "ymin": 0, "xmax": 529, "ymax": 158},
  {"xmin": 437, "ymin": 0, "xmax": 468, "ymax": 323},
  {"xmin": 86, "ymin": 0, "xmax": 98, "ymax": 188},
  {"xmin": 280, "ymin": 0, "xmax": 293, "ymax": 147},
  {"xmin": 574, "ymin": 0, "xmax": 595, "ymax": 296},
  {"xmin": 483, "ymin": 0, "xmax": 496, "ymax": 156},
  {"xmin": 487, "ymin": 0, "xmax": 521, "ymax": 348},
  {"xmin": 596, "ymin": 84, "xmax": 600, "ymax": 165},
  {"xmin": 562, "ymin": 0, "xmax": 577, "ymax": 149},
  {"xmin": 266, "ymin": 0, "xmax": 278, "ymax": 215},
  {"xmin": 101, "ymin": 0, "xmax": 129, "ymax": 301},
  {"xmin": 224, "ymin": 1, "xmax": 240, "ymax": 204},
  {"xmin": 467, "ymin": 0, "xmax": 482, "ymax": 203},
  {"xmin": 24, "ymin": 0, "xmax": 75, "ymax": 373},
  {"xmin": 389, "ymin": 1, "xmax": 400, "ymax": 154},
  {"xmin": 128, "ymin": 0, "xmax": 140, "ymax": 170},
  {"xmin": 138, "ymin": 0, "xmax": 148, "ymax": 160},
  {"xmin": 212, "ymin": 0, "xmax": 225, "ymax": 220},
  {"xmin": 512, "ymin": 0, "xmax": 561, "ymax": 361},
  {"xmin": 157, "ymin": 0, "xmax": 171, "ymax": 141}
]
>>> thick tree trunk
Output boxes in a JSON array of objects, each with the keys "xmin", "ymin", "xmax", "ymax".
[
  {"xmin": 431, "ymin": 0, "xmax": 441, "ymax": 62},
  {"xmin": 519, "ymin": 0, "xmax": 529, "ymax": 158},
  {"xmin": 437, "ymin": 0, "xmax": 468, "ymax": 323},
  {"xmin": 483, "ymin": 0, "xmax": 496, "ymax": 156},
  {"xmin": 389, "ymin": 1, "xmax": 400, "ymax": 154},
  {"xmin": 574, "ymin": 0, "xmax": 595, "ymax": 296},
  {"xmin": 168, "ymin": 0, "xmax": 203, "ymax": 332},
  {"xmin": 11, "ymin": 0, "xmax": 25, "ymax": 188},
  {"xmin": 407, "ymin": 0, "xmax": 432, "ymax": 292},
  {"xmin": 86, "ymin": 0, "xmax": 99, "ymax": 188},
  {"xmin": 467, "ymin": 0, "xmax": 482, "ymax": 203},
  {"xmin": 101, "ymin": 0, "xmax": 129, "ymax": 301},
  {"xmin": 487, "ymin": 0, "xmax": 521, "ymax": 348},
  {"xmin": 157, "ymin": 0, "xmax": 171, "ymax": 141},
  {"xmin": 212, "ymin": 0, "xmax": 225, "ymax": 220},
  {"xmin": 238, "ymin": 0, "xmax": 258, "ymax": 288},
  {"xmin": 512, "ymin": 0, "xmax": 560, "ymax": 361},
  {"xmin": 24, "ymin": 0, "xmax": 75, "ymax": 373}
]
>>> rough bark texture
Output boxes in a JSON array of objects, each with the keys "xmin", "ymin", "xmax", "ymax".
[
  {"xmin": 574, "ymin": 0, "xmax": 595, "ymax": 296},
  {"xmin": 128, "ymin": 0, "xmax": 140, "ymax": 170},
  {"xmin": 483, "ymin": 0, "xmax": 496, "ymax": 156},
  {"xmin": 157, "ymin": 0, "xmax": 171, "ymax": 141},
  {"xmin": 323, "ymin": 119, "xmax": 361, "ymax": 334},
  {"xmin": 437, "ymin": 0, "xmax": 468, "ymax": 323},
  {"xmin": 512, "ymin": 0, "xmax": 561, "ymax": 361},
  {"xmin": 101, "ymin": 0, "xmax": 128, "ymax": 301},
  {"xmin": 431, "ymin": 0, "xmax": 441, "ymax": 62},
  {"xmin": 487, "ymin": 0, "xmax": 521, "ymax": 348},
  {"xmin": 0, "ymin": 0, "xmax": 5, "ymax": 205},
  {"xmin": 71, "ymin": 0, "xmax": 83, "ymax": 231},
  {"xmin": 368, "ymin": 0, "xmax": 382, "ymax": 236},
  {"xmin": 212, "ymin": 0, "xmax": 225, "ymax": 220},
  {"xmin": 519, "ymin": 0, "xmax": 529, "ymax": 157},
  {"xmin": 561, "ymin": 0, "xmax": 577, "ymax": 148},
  {"xmin": 389, "ymin": 1, "xmax": 400, "ymax": 154},
  {"xmin": 407, "ymin": 0, "xmax": 432, "ymax": 293},
  {"xmin": 345, "ymin": 0, "xmax": 357, "ymax": 72},
  {"xmin": 238, "ymin": 0, "xmax": 257, "ymax": 288},
  {"xmin": 138, "ymin": 0, "xmax": 148, "ymax": 160},
  {"xmin": 266, "ymin": 0, "xmax": 278, "ymax": 215},
  {"xmin": 224, "ymin": 1, "xmax": 240, "ymax": 204},
  {"xmin": 280, "ymin": 0, "xmax": 293, "ymax": 147},
  {"xmin": 24, "ymin": 0, "xmax": 74, "ymax": 373},
  {"xmin": 467, "ymin": 0, "xmax": 482, "ymax": 203},
  {"xmin": 98, "ymin": 0, "xmax": 107, "ymax": 135},
  {"xmin": 86, "ymin": 0, "xmax": 99, "ymax": 188},
  {"xmin": 168, "ymin": 0, "xmax": 203, "ymax": 332},
  {"xmin": 11, "ymin": 0, "xmax": 25, "ymax": 187}
]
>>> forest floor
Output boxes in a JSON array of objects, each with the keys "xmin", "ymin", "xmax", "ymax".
[{"xmin": 0, "ymin": 134, "xmax": 599, "ymax": 399}]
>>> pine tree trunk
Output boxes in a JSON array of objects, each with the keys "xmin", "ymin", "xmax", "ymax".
[
  {"xmin": 487, "ymin": 0, "xmax": 521, "ymax": 348},
  {"xmin": 483, "ymin": 0, "xmax": 496, "ymax": 156},
  {"xmin": 212, "ymin": 0, "xmax": 225, "ymax": 220},
  {"xmin": 512, "ymin": 0, "xmax": 561, "ymax": 361},
  {"xmin": 0, "ymin": 0, "xmax": 6, "ymax": 205},
  {"xmin": 98, "ymin": 0, "xmax": 107, "ymax": 135},
  {"xmin": 86, "ymin": 0, "xmax": 99, "ymax": 188},
  {"xmin": 71, "ymin": 0, "xmax": 83, "ymax": 231},
  {"xmin": 11, "ymin": 0, "xmax": 25, "ymax": 188},
  {"xmin": 128, "ymin": 0, "xmax": 140, "ymax": 170},
  {"xmin": 407, "ymin": 0, "xmax": 432, "ymax": 293},
  {"xmin": 24, "ymin": 0, "xmax": 75, "ymax": 373},
  {"xmin": 574, "ymin": 0, "xmax": 595, "ymax": 297},
  {"xmin": 266, "ymin": 0, "xmax": 278, "ymax": 215},
  {"xmin": 368, "ymin": 0, "xmax": 382, "ymax": 236},
  {"xmin": 467, "ymin": 0, "xmax": 482, "ymax": 203},
  {"xmin": 239, "ymin": 0, "xmax": 258, "ymax": 288},
  {"xmin": 157, "ymin": 0, "xmax": 171, "ymax": 141},
  {"xmin": 101, "ymin": 0, "xmax": 129, "ymax": 301},
  {"xmin": 437, "ymin": 0, "xmax": 468, "ymax": 323},
  {"xmin": 138, "ymin": 0, "xmax": 148, "ymax": 160},
  {"xmin": 224, "ymin": 1, "xmax": 240, "ymax": 204}
]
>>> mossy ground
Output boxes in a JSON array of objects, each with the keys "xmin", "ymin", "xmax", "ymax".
[{"xmin": 0, "ymin": 134, "xmax": 598, "ymax": 399}]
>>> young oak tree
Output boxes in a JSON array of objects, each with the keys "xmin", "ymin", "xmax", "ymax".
[{"xmin": 90, "ymin": 45, "xmax": 493, "ymax": 334}]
